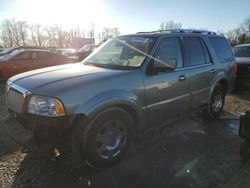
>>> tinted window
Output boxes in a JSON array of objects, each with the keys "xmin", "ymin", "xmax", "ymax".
[
  {"xmin": 154, "ymin": 37, "xmax": 183, "ymax": 68},
  {"xmin": 234, "ymin": 46, "xmax": 250, "ymax": 57},
  {"xmin": 14, "ymin": 52, "xmax": 30, "ymax": 59},
  {"xmin": 209, "ymin": 37, "xmax": 233, "ymax": 62},
  {"xmin": 183, "ymin": 37, "xmax": 206, "ymax": 66},
  {"xmin": 38, "ymin": 51, "xmax": 59, "ymax": 59}
]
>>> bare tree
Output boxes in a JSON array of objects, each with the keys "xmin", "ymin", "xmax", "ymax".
[
  {"xmin": 0, "ymin": 18, "xmax": 121, "ymax": 47},
  {"xmin": 112, "ymin": 27, "xmax": 120, "ymax": 37},
  {"xmin": 0, "ymin": 19, "xmax": 14, "ymax": 47},
  {"xmin": 29, "ymin": 23, "xmax": 45, "ymax": 46},
  {"xmin": 225, "ymin": 17, "xmax": 250, "ymax": 45},
  {"xmin": 88, "ymin": 23, "xmax": 95, "ymax": 39},
  {"xmin": 17, "ymin": 21, "xmax": 28, "ymax": 46},
  {"xmin": 100, "ymin": 27, "xmax": 120, "ymax": 42},
  {"xmin": 159, "ymin": 20, "xmax": 182, "ymax": 30}
]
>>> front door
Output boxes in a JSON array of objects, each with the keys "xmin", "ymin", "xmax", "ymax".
[{"xmin": 144, "ymin": 37, "xmax": 191, "ymax": 126}]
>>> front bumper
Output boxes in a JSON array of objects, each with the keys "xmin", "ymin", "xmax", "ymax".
[
  {"xmin": 4, "ymin": 113, "xmax": 77, "ymax": 158},
  {"xmin": 4, "ymin": 115, "xmax": 34, "ymax": 147}
]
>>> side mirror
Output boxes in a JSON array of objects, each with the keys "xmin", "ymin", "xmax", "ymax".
[{"xmin": 147, "ymin": 58, "xmax": 176, "ymax": 75}]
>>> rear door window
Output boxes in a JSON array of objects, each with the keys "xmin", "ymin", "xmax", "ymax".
[
  {"xmin": 183, "ymin": 37, "xmax": 206, "ymax": 66},
  {"xmin": 14, "ymin": 52, "xmax": 30, "ymax": 60},
  {"xmin": 209, "ymin": 37, "xmax": 233, "ymax": 62}
]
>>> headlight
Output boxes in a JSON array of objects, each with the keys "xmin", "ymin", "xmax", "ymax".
[{"xmin": 27, "ymin": 95, "xmax": 65, "ymax": 117}]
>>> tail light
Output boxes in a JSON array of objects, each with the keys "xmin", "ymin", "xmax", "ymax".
[{"xmin": 234, "ymin": 63, "xmax": 238, "ymax": 74}]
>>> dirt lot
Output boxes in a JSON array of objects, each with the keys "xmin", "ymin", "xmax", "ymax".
[{"xmin": 0, "ymin": 90, "xmax": 250, "ymax": 188}]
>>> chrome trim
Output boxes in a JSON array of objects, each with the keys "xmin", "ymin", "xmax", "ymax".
[
  {"xmin": 175, "ymin": 63, "xmax": 213, "ymax": 72},
  {"xmin": 6, "ymin": 83, "xmax": 31, "ymax": 97},
  {"xmin": 192, "ymin": 87, "xmax": 210, "ymax": 95},
  {"xmin": 147, "ymin": 93, "xmax": 190, "ymax": 110},
  {"xmin": 6, "ymin": 83, "xmax": 31, "ymax": 113}
]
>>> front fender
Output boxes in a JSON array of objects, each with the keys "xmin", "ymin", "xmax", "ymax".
[{"xmin": 75, "ymin": 90, "xmax": 145, "ymax": 129}]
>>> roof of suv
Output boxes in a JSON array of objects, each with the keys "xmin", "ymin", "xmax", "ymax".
[{"xmin": 122, "ymin": 29, "xmax": 218, "ymax": 37}]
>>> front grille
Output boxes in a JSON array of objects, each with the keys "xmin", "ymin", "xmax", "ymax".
[{"xmin": 6, "ymin": 88, "xmax": 25, "ymax": 114}]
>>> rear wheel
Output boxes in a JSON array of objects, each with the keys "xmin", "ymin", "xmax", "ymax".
[
  {"xmin": 83, "ymin": 107, "xmax": 134, "ymax": 168},
  {"xmin": 208, "ymin": 83, "xmax": 226, "ymax": 117}
]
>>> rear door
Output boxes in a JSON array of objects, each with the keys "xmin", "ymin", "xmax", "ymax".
[
  {"xmin": 144, "ymin": 37, "xmax": 191, "ymax": 126},
  {"xmin": 182, "ymin": 36, "xmax": 215, "ymax": 109}
]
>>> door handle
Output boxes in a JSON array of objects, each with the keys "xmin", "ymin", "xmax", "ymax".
[
  {"xmin": 210, "ymin": 69, "xmax": 216, "ymax": 73},
  {"xmin": 179, "ymin": 75, "xmax": 186, "ymax": 81}
]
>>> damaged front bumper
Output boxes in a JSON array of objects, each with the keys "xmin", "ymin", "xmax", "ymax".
[
  {"xmin": 4, "ymin": 114, "xmax": 34, "ymax": 148},
  {"xmin": 4, "ymin": 113, "xmax": 78, "ymax": 159}
]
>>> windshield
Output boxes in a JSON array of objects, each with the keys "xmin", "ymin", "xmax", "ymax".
[
  {"xmin": 83, "ymin": 36, "xmax": 155, "ymax": 68},
  {"xmin": 0, "ymin": 47, "xmax": 15, "ymax": 55},
  {"xmin": 234, "ymin": 46, "xmax": 250, "ymax": 57},
  {"xmin": 0, "ymin": 50, "xmax": 21, "ymax": 60}
]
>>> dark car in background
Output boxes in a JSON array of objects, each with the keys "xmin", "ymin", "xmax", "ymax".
[
  {"xmin": 0, "ymin": 46, "xmax": 47, "ymax": 57},
  {"xmin": 234, "ymin": 44, "xmax": 250, "ymax": 90},
  {"xmin": 62, "ymin": 44, "xmax": 99, "ymax": 61},
  {"xmin": 0, "ymin": 49, "xmax": 77, "ymax": 82}
]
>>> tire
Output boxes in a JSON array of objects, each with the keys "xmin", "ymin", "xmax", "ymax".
[
  {"xmin": 83, "ymin": 107, "xmax": 134, "ymax": 168},
  {"xmin": 208, "ymin": 83, "xmax": 226, "ymax": 118}
]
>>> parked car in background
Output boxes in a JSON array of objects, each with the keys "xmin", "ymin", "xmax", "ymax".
[
  {"xmin": 234, "ymin": 44, "xmax": 250, "ymax": 90},
  {"xmin": 0, "ymin": 49, "xmax": 77, "ymax": 82},
  {"xmin": 4, "ymin": 29, "xmax": 235, "ymax": 168},
  {"xmin": 0, "ymin": 46, "xmax": 48, "ymax": 57},
  {"xmin": 62, "ymin": 44, "xmax": 99, "ymax": 61}
]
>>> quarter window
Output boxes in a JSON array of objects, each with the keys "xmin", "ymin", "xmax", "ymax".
[
  {"xmin": 209, "ymin": 37, "xmax": 233, "ymax": 62},
  {"xmin": 31, "ymin": 52, "xmax": 38, "ymax": 59},
  {"xmin": 38, "ymin": 52, "xmax": 50, "ymax": 59}
]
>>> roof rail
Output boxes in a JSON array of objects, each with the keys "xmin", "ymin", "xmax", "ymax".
[
  {"xmin": 137, "ymin": 29, "xmax": 217, "ymax": 35},
  {"xmin": 136, "ymin": 30, "xmax": 171, "ymax": 34},
  {"xmin": 171, "ymin": 29, "xmax": 217, "ymax": 35}
]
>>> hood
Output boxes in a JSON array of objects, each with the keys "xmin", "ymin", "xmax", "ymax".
[
  {"xmin": 236, "ymin": 57, "xmax": 250, "ymax": 64},
  {"xmin": 10, "ymin": 63, "xmax": 126, "ymax": 92}
]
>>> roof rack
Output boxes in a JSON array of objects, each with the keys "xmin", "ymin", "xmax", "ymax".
[{"xmin": 137, "ymin": 29, "xmax": 217, "ymax": 35}]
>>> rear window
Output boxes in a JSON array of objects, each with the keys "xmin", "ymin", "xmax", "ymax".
[
  {"xmin": 209, "ymin": 37, "xmax": 233, "ymax": 62},
  {"xmin": 234, "ymin": 46, "xmax": 250, "ymax": 57}
]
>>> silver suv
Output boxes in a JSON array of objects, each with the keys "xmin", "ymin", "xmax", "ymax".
[{"xmin": 4, "ymin": 29, "xmax": 235, "ymax": 168}]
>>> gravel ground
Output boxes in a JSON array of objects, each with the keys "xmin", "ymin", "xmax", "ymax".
[{"xmin": 0, "ymin": 90, "xmax": 249, "ymax": 188}]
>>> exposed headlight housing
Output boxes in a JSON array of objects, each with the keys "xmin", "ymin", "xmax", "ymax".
[{"xmin": 27, "ymin": 95, "xmax": 65, "ymax": 117}]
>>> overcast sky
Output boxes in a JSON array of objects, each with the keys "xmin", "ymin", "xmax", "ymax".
[{"xmin": 0, "ymin": 0, "xmax": 250, "ymax": 34}]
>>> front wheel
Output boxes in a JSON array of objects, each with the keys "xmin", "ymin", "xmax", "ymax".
[
  {"xmin": 83, "ymin": 107, "xmax": 134, "ymax": 168},
  {"xmin": 208, "ymin": 83, "xmax": 226, "ymax": 118}
]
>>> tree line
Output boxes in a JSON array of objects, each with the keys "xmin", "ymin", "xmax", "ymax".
[
  {"xmin": 0, "ymin": 18, "xmax": 120, "ymax": 48},
  {"xmin": 1, "ymin": 17, "xmax": 250, "ymax": 48}
]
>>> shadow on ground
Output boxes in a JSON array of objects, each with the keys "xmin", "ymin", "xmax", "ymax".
[{"xmin": 11, "ymin": 112, "xmax": 242, "ymax": 188}]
